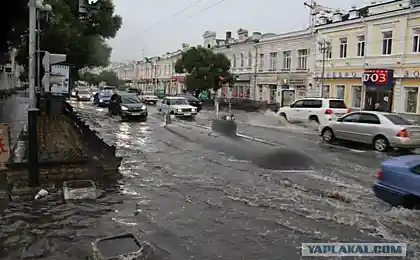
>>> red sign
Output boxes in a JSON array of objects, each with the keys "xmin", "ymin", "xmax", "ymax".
[{"xmin": 363, "ymin": 69, "xmax": 393, "ymax": 87}]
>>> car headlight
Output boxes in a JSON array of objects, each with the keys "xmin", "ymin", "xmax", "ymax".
[
  {"xmin": 177, "ymin": 108, "xmax": 182, "ymax": 112},
  {"xmin": 141, "ymin": 105, "xmax": 146, "ymax": 110},
  {"xmin": 121, "ymin": 106, "xmax": 128, "ymax": 111},
  {"xmin": 191, "ymin": 107, "xmax": 196, "ymax": 111},
  {"xmin": 99, "ymin": 99, "xmax": 103, "ymax": 102}
]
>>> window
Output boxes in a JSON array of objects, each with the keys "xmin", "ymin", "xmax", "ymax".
[
  {"xmin": 269, "ymin": 85, "xmax": 276, "ymax": 102},
  {"xmin": 232, "ymin": 55, "xmax": 236, "ymax": 67},
  {"xmin": 164, "ymin": 65, "xmax": 167, "ymax": 75},
  {"xmin": 283, "ymin": 51, "xmax": 291, "ymax": 69},
  {"xmin": 326, "ymin": 45, "xmax": 332, "ymax": 59},
  {"xmin": 269, "ymin": 52, "xmax": 277, "ymax": 70},
  {"xmin": 335, "ymin": 85, "xmax": 345, "ymax": 99},
  {"xmin": 291, "ymin": 100, "xmax": 304, "ymax": 108},
  {"xmin": 259, "ymin": 54, "xmax": 264, "ymax": 70},
  {"xmin": 359, "ymin": 113, "xmax": 380, "ymax": 124},
  {"xmin": 298, "ymin": 49, "xmax": 309, "ymax": 69},
  {"xmin": 302, "ymin": 99, "xmax": 323, "ymax": 108},
  {"xmin": 357, "ymin": 35, "xmax": 365, "ymax": 57},
  {"xmin": 339, "ymin": 37, "xmax": 347, "ymax": 58},
  {"xmin": 382, "ymin": 31, "xmax": 393, "ymax": 55},
  {"xmin": 384, "ymin": 114, "xmax": 413, "ymax": 125},
  {"xmin": 351, "ymin": 86, "xmax": 362, "ymax": 108},
  {"xmin": 248, "ymin": 52, "xmax": 252, "ymax": 67},
  {"xmin": 329, "ymin": 99, "xmax": 347, "ymax": 108},
  {"xmin": 413, "ymin": 28, "xmax": 420, "ymax": 52},
  {"xmin": 404, "ymin": 87, "xmax": 418, "ymax": 113},
  {"xmin": 322, "ymin": 85, "xmax": 330, "ymax": 98},
  {"xmin": 239, "ymin": 53, "xmax": 244, "ymax": 68},
  {"xmin": 342, "ymin": 113, "xmax": 361, "ymax": 122}
]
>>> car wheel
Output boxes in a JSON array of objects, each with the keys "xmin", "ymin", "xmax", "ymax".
[
  {"xmin": 308, "ymin": 115, "xmax": 319, "ymax": 124},
  {"xmin": 373, "ymin": 135, "xmax": 389, "ymax": 152},
  {"xmin": 322, "ymin": 127, "xmax": 335, "ymax": 143}
]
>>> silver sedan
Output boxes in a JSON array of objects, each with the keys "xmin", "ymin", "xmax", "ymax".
[{"xmin": 320, "ymin": 111, "xmax": 420, "ymax": 152}]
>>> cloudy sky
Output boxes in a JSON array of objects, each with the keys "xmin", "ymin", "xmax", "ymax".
[{"xmin": 108, "ymin": 0, "xmax": 372, "ymax": 61}]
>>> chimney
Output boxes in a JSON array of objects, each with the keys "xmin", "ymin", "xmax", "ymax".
[
  {"xmin": 237, "ymin": 28, "xmax": 247, "ymax": 40},
  {"xmin": 226, "ymin": 31, "xmax": 232, "ymax": 40},
  {"xmin": 318, "ymin": 11, "xmax": 328, "ymax": 25},
  {"xmin": 348, "ymin": 5, "xmax": 359, "ymax": 19},
  {"xmin": 252, "ymin": 32, "xmax": 261, "ymax": 41},
  {"xmin": 332, "ymin": 10, "xmax": 343, "ymax": 22}
]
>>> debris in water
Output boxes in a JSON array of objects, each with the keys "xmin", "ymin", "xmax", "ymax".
[{"xmin": 34, "ymin": 189, "xmax": 48, "ymax": 200}]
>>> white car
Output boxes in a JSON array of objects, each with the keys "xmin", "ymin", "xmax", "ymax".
[
  {"xmin": 277, "ymin": 98, "xmax": 351, "ymax": 126},
  {"xmin": 140, "ymin": 95, "xmax": 159, "ymax": 105},
  {"xmin": 158, "ymin": 97, "xmax": 197, "ymax": 118}
]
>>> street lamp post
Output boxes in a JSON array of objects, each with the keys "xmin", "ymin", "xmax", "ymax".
[
  {"xmin": 317, "ymin": 37, "xmax": 331, "ymax": 98},
  {"xmin": 28, "ymin": 0, "xmax": 52, "ymax": 187}
]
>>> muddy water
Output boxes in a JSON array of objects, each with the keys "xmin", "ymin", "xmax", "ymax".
[{"xmin": 1, "ymin": 102, "xmax": 419, "ymax": 260}]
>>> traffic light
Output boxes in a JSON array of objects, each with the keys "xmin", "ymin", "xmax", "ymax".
[
  {"xmin": 41, "ymin": 51, "xmax": 66, "ymax": 92},
  {"xmin": 79, "ymin": 0, "xmax": 100, "ymax": 13}
]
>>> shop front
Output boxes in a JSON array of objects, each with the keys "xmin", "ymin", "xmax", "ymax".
[
  {"xmin": 231, "ymin": 74, "xmax": 251, "ymax": 99},
  {"xmin": 256, "ymin": 74, "xmax": 279, "ymax": 103},
  {"xmin": 362, "ymin": 69, "xmax": 394, "ymax": 112}
]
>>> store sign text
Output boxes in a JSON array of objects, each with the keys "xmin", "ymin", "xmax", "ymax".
[
  {"xmin": 363, "ymin": 69, "xmax": 393, "ymax": 87},
  {"xmin": 404, "ymin": 71, "xmax": 420, "ymax": 78},
  {"xmin": 314, "ymin": 71, "xmax": 361, "ymax": 78}
]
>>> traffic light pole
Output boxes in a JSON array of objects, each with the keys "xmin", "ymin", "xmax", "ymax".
[{"xmin": 28, "ymin": 0, "xmax": 40, "ymax": 186}]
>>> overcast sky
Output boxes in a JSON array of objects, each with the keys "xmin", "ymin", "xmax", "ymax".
[{"xmin": 108, "ymin": 0, "xmax": 372, "ymax": 61}]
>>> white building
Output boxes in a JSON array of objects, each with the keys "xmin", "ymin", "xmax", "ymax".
[
  {"xmin": 254, "ymin": 28, "xmax": 315, "ymax": 104},
  {"xmin": 137, "ymin": 44, "xmax": 189, "ymax": 95}
]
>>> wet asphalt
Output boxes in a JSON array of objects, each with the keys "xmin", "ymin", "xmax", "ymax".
[{"xmin": 1, "ymin": 99, "xmax": 420, "ymax": 260}]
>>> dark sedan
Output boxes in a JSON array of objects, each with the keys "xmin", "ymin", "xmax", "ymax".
[
  {"xmin": 177, "ymin": 94, "xmax": 202, "ymax": 111},
  {"xmin": 94, "ymin": 90, "xmax": 113, "ymax": 107},
  {"xmin": 108, "ymin": 92, "xmax": 148, "ymax": 121}
]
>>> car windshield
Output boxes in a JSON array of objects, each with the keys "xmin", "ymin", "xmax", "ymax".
[
  {"xmin": 100, "ymin": 91, "xmax": 112, "ymax": 97},
  {"xmin": 384, "ymin": 114, "xmax": 413, "ymax": 125},
  {"xmin": 329, "ymin": 100, "xmax": 347, "ymax": 108},
  {"xmin": 171, "ymin": 98, "xmax": 189, "ymax": 105},
  {"xmin": 78, "ymin": 90, "xmax": 90, "ymax": 94},
  {"xmin": 91, "ymin": 88, "xmax": 98, "ymax": 92},
  {"xmin": 121, "ymin": 95, "xmax": 141, "ymax": 104}
]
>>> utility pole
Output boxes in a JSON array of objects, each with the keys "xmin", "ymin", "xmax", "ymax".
[{"xmin": 317, "ymin": 38, "xmax": 331, "ymax": 98}]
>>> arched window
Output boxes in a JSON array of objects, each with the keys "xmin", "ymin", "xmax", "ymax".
[
  {"xmin": 248, "ymin": 52, "xmax": 252, "ymax": 67},
  {"xmin": 232, "ymin": 55, "xmax": 236, "ymax": 67},
  {"xmin": 240, "ymin": 53, "xmax": 244, "ymax": 67}
]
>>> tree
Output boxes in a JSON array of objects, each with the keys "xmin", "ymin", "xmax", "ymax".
[
  {"xmin": 0, "ymin": 0, "xmax": 28, "ymax": 53},
  {"xmin": 174, "ymin": 47, "xmax": 233, "ymax": 94},
  {"xmin": 81, "ymin": 70, "xmax": 122, "ymax": 86},
  {"xmin": 15, "ymin": 0, "xmax": 122, "ymax": 80}
]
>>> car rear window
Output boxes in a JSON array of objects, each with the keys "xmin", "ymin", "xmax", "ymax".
[
  {"xmin": 329, "ymin": 100, "xmax": 347, "ymax": 109},
  {"xmin": 384, "ymin": 114, "xmax": 413, "ymax": 125}
]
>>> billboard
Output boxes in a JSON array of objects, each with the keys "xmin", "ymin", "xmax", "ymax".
[
  {"xmin": 50, "ymin": 64, "xmax": 70, "ymax": 95},
  {"xmin": 362, "ymin": 69, "xmax": 394, "ymax": 90}
]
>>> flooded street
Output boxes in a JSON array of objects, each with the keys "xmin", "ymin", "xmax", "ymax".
[{"xmin": 1, "ymin": 102, "xmax": 420, "ymax": 260}]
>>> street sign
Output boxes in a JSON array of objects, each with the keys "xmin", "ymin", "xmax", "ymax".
[{"xmin": 0, "ymin": 124, "xmax": 10, "ymax": 164}]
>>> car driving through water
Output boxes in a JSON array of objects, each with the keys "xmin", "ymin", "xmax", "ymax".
[
  {"xmin": 321, "ymin": 111, "xmax": 420, "ymax": 152},
  {"xmin": 157, "ymin": 96, "xmax": 197, "ymax": 119},
  {"xmin": 94, "ymin": 89, "xmax": 114, "ymax": 107},
  {"xmin": 108, "ymin": 91, "xmax": 148, "ymax": 121}
]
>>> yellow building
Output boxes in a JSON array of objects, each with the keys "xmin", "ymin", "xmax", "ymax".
[{"xmin": 314, "ymin": 0, "xmax": 420, "ymax": 119}]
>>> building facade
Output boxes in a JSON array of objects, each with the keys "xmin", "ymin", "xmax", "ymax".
[
  {"xmin": 314, "ymin": 0, "xmax": 420, "ymax": 119},
  {"xmin": 254, "ymin": 29, "xmax": 315, "ymax": 104},
  {"xmin": 137, "ymin": 44, "xmax": 188, "ymax": 95}
]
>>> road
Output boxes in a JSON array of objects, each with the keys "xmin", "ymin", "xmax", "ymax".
[{"xmin": 1, "ymin": 101, "xmax": 419, "ymax": 260}]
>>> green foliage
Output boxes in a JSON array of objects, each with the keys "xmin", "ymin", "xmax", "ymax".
[
  {"xmin": 15, "ymin": 0, "xmax": 122, "ymax": 80},
  {"xmin": 80, "ymin": 70, "xmax": 122, "ymax": 86},
  {"xmin": 174, "ymin": 46, "xmax": 233, "ymax": 92},
  {"xmin": 0, "ymin": 0, "xmax": 28, "ymax": 53}
]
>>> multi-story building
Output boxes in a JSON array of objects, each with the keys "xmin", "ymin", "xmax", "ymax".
[
  {"xmin": 254, "ymin": 28, "xmax": 315, "ymax": 104},
  {"xmin": 314, "ymin": 0, "xmax": 420, "ymax": 119},
  {"xmin": 204, "ymin": 29, "xmax": 263, "ymax": 100},
  {"xmin": 137, "ymin": 44, "xmax": 188, "ymax": 95}
]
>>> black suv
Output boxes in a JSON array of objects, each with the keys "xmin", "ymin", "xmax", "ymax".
[
  {"xmin": 108, "ymin": 92, "xmax": 148, "ymax": 121},
  {"xmin": 177, "ymin": 94, "xmax": 202, "ymax": 111}
]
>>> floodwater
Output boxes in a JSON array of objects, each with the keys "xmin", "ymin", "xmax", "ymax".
[{"xmin": 1, "ymin": 102, "xmax": 420, "ymax": 260}]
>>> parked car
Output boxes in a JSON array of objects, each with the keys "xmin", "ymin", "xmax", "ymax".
[
  {"xmin": 320, "ymin": 111, "xmax": 420, "ymax": 152},
  {"xmin": 176, "ymin": 94, "xmax": 203, "ymax": 111},
  {"xmin": 93, "ymin": 90, "xmax": 113, "ymax": 107},
  {"xmin": 108, "ymin": 92, "xmax": 148, "ymax": 121},
  {"xmin": 76, "ymin": 89, "xmax": 91, "ymax": 101},
  {"xmin": 277, "ymin": 98, "xmax": 350, "ymax": 125},
  {"xmin": 157, "ymin": 96, "xmax": 197, "ymax": 119},
  {"xmin": 373, "ymin": 155, "xmax": 420, "ymax": 209},
  {"xmin": 140, "ymin": 95, "xmax": 159, "ymax": 105}
]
